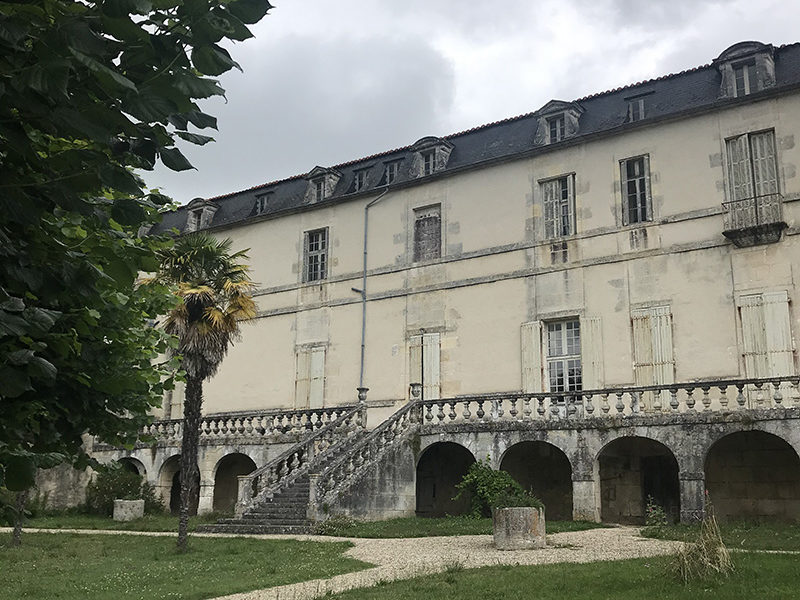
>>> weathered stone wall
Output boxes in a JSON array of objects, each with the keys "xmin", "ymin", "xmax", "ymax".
[{"xmin": 33, "ymin": 463, "xmax": 93, "ymax": 510}]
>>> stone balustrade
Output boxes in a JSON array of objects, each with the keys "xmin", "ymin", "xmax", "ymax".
[
  {"xmin": 147, "ymin": 405, "xmax": 355, "ymax": 444},
  {"xmin": 235, "ymin": 403, "xmax": 366, "ymax": 515},
  {"xmin": 418, "ymin": 376, "xmax": 800, "ymax": 425}
]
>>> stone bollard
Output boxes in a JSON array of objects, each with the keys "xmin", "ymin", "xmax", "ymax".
[
  {"xmin": 493, "ymin": 507, "xmax": 546, "ymax": 550},
  {"xmin": 113, "ymin": 499, "xmax": 145, "ymax": 522}
]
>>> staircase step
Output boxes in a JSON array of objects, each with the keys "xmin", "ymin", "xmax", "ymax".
[
  {"xmin": 196, "ymin": 523, "xmax": 313, "ymax": 535},
  {"xmin": 218, "ymin": 517, "xmax": 309, "ymax": 526}
]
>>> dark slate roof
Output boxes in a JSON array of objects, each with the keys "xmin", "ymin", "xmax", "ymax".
[{"xmin": 153, "ymin": 41, "xmax": 800, "ymax": 235}]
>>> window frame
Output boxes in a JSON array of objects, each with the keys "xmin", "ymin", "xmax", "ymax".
[
  {"xmin": 313, "ymin": 179, "xmax": 325, "ymax": 202},
  {"xmin": 725, "ymin": 129, "xmax": 779, "ymax": 203},
  {"xmin": 353, "ymin": 169, "xmax": 367, "ymax": 192},
  {"xmin": 733, "ymin": 60, "xmax": 757, "ymax": 97},
  {"xmin": 540, "ymin": 174, "xmax": 576, "ymax": 239},
  {"xmin": 422, "ymin": 150, "xmax": 436, "ymax": 176},
  {"xmin": 412, "ymin": 204, "xmax": 442, "ymax": 263},
  {"xmin": 303, "ymin": 227, "xmax": 329, "ymax": 283},
  {"xmin": 547, "ymin": 114, "xmax": 566, "ymax": 143},
  {"xmin": 545, "ymin": 320, "xmax": 582, "ymax": 393},
  {"xmin": 620, "ymin": 155, "xmax": 652, "ymax": 225}
]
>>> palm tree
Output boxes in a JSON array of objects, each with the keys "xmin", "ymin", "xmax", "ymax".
[{"xmin": 155, "ymin": 233, "xmax": 256, "ymax": 552}]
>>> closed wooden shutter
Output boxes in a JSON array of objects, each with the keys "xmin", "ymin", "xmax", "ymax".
[
  {"xmin": 294, "ymin": 349, "xmax": 311, "ymax": 408},
  {"xmin": 422, "ymin": 333, "xmax": 440, "ymax": 400},
  {"xmin": 762, "ymin": 291, "xmax": 794, "ymax": 377},
  {"xmin": 650, "ymin": 306, "xmax": 675, "ymax": 386},
  {"xmin": 308, "ymin": 346, "xmax": 326, "ymax": 408},
  {"xmin": 750, "ymin": 131, "xmax": 778, "ymax": 197},
  {"xmin": 521, "ymin": 321, "xmax": 543, "ymax": 392},
  {"xmin": 739, "ymin": 295, "xmax": 770, "ymax": 378},
  {"xmin": 631, "ymin": 306, "xmax": 674, "ymax": 409},
  {"xmin": 631, "ymin": 308, "xmax": 655, "ymax": 388},
  {"xmin": 580, "ymin": 316, "xmax": 604, "ymax": 389},
  {"xmin": 726, "ymin": 134, "xmax": 752, "ymax": 202}
]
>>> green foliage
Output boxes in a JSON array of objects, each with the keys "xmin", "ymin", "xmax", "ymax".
[
  {"xmin": 454, "ymin": 458, "xmax": 543, "ymax": 518},
  {"xmin": 0, "ymin": 0, "xmax": 272, "ymax": 492},
  {"xmin": 85, "ymin": 465, "xmax": 163, "ymax": 516},
  {"xmin": 645, "ymin": 495, "xmax": 669, "ymax": 534},
  {"xmin": 670, "ymin": 510, "xmax": 734, "ymax": 584},
  {"xmin": 312, "ymin": 514, "xmax": 358, "ymax": 536}
]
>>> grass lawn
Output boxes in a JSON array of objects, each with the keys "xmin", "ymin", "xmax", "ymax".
[
  {"xmin": 326, "ymin": 553, "xmax": 800, "ymax": 600},
  {"xmin": 316, "ymin": 515, "xmax": 609, "ymax": 538},
  {"xmin": 641, "ymin": 521, "xmax": 800, "ymax": 551},
  {"xmin": 24, "ymin": 512, "xmax": 223, "ymax": 532},
  {"xmin": 0, "ymin": 532, "xmax": 371, "ymax": 600}
]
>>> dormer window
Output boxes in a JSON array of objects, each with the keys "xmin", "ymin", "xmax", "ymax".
[
  {"xmin": 353, "ymin": 169, "xmax": 368, "ymax": 192},
  {"xmin": 255, "ymin": 192, "xmax": 272, "ymax": 215},
  {"xmin": 714, "ymin": 41, "xmax": 775, "ymax": 100},
  {"xmin": 548, "ymin": 115, "xmax": 566, "ymax": 143},
  {"xmin": 410, "ymin": 137, "xmax": 453, "ymax": 179},
  {"xmin": 733, "ymin": 61, "xmax": 757, "ymax": 97},
  {"xmin": 382, "ymin": 160, "xmax": 401, "ymax": 185},
  {"xmin": 534, "ymin": 100, "xmax": 584, "ymax": 146},
  {"xmin": 305, "ymin": 166, "xmax": 341, "ymax": 203},
  {"xmin": 184, "ymin": 197, "xmax": 219, "ymax": 232}
]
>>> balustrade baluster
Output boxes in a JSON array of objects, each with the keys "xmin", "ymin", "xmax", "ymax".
[
  {"xmin": 601, "ymin": 394, "xmax": 610, "ymax": 414},
  {"xmin": 685, "ymin": 388, "xmax": 695, "ymax": 411},
  {"xmin": 436, "ymin": 402, "xmax": 445, "ymax": 423},
  {"xmin": 669, "ymin": 389, "xmax": 679, "ymax": 411},
  {"xmin": 537, "ymin": 397, "xmax": 546, "ymax": 418},
  {"xmin": 425, "ymin": 403, "xmax": 434, "ymax": 422},
  {"xmin": 448, "ymin": 401, "xmax": 457, "ymax": 422},
  {"xmin": 736, "ymin": 384, "xmax": 746, "ymax": 408},
  {"xmin": 754, "ymin": 382, "xmax": 765, "ymax": 406},
  {"xmin": 463, "ymin": 400, "xmax": 472, "ymax": 420},
  {"xmin": 652, "ymin": 389, "xmax": 662, "ymax": 412},
  {"xmin": 773, "ymin": 381, "xmax": 783, "ymax": 406},
  {"xmin": 718, "ymin": 386, "xmax": 729, "ymax": 410},
  {"xmin": 550, "ymin": 396, "xmax": 560, "ymax": 419},
  {"xmin": 630, "ymin": 391, "xmax": 639, "ymax": 414},
  {"xmin": 701, "ymin": 386, "xmax": 712, "ymax": 411},
  {"xmin": 476, "ymin": 400, "xmax": 485, "ymax": 420},
  {"xmin": 497, "ymin": 398, "xmax": 504, "ymax": 419},
  {"xmin": 584, "ymin": 394, "xmax": 594, "ymax": 415},
  {"xmin": 615, "ymin": 393, "xmax": 624, "ymax": 415},
  {"xmin": 792, "ymin": 377, "xmax": 800, "ymax": 407},
  {"xmin": 522, "ymin": 397, "xmax": 531, "ymax": 420},
  {"xmin": 509, "ymin": 397, "xmax": 518, "ymax": 419}
]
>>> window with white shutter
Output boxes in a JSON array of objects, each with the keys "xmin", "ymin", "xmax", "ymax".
[
  {"xmin": 541, "ymin": 175, "xmax": 575, "ymax": 239},
  {"xmin": 738, "ymin": 292, "xmax": 794, "ymax": 378},
  {"xmin": 409, "ymin": 333, "xmax": 440, "ymax": 399},
  {"xmin": 294, "ymin": 346, "xmax": 326, "ymax": 408},
  {"xmin": 631, "ymin": 306, "xmax": 675, "ymax": 409},
  {"xmin": 726, "ymin": 130, "xmax": 778, "ymax": 203}
]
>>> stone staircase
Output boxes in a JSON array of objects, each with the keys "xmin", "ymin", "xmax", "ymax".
[{"xmin": 196, "ymin": 406, "xmax": 367, "ymax": 535}]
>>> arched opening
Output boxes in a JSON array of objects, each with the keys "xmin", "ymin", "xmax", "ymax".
[
  {"xmin": 416, "ymin": 442, "xmax": 475, "ymax": 517},
  {"xmin": 158, "ymin": 455, "xmax": 198, "ymax": 516},
  {"xmin": 212, "ymin": 453, "xmax": 257, "ymax": 513},
  {"xmin": 500, "ymin": 441, "xmax": 573, "ymax": 520},
  {"xmin": 705, "ymin": 430, "xmax": 800, "ymax": 521},
  {"xmin": 598, "ymin": 436, "xmax": 679, "ymax": 524},
  {"xmin": 117, "ymin": 457, "xmax": 145, "ymax": 477}
]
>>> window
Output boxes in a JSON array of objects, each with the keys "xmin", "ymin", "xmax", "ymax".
[
  {"xmin": 546, "ymin": 321, "xmax": 582, "ymax": 392},
  {"xmin": 726, "ymin": 130, "xmax": 778, "ymax": 202},
  {"xmin": 314, "ymin": 179, "xmax": 325, "ymax": 202},
  {"xmin": 738, "ymin": 291, "xmax": 794, "ymax": 378},
  {"xmin": 186, "ymin": 209, "xmax": 203, "ymax": 232},
  {"xmin": 631, "ymin": 306, "xmax": 675, "ymax": 408},
  {"xmin": 733, "ymin": 62, "xmax": 757, "ymax": 97},
  {"xmin": 255, "ymin": 192, "xmax": 272, "ymax": 215},
  {"xmin": 382, "ymin": 161, "xmax": 400, "ymax": 185},
  {"xmin": 548, "ymin": 115, "xmax": 565, "ymax": 143},
  {"xmin": 303, "ymin": 228, "xmax": 328, "ymax": 282},
  {"xmin": 413, "ymin": 205, "xmax": 441, "ymax": 262},
  {"xmin": 295, "ymin": 346, "xmax": 326, "ymax": 408},
  {"xmin": 353, "ymin": 170, "xmax": 367, "ymax": 192},
  {"xmin": 627, "ymin": 98, "xmax": 645, "ymax": 122},
  {"xmin": 409, "ymin": 332, "xmax": 440, "ymax": 400},
  {"xmin": 620, "ymin": 156, "xmax": 651, "ymax": 225},
  {"xmin": 541, "ymin": 175, "xmax": 575, "ymax": 238},
  {"xmin": 422, "ymin": 151, "xmax": 436, "ymax": 175}
]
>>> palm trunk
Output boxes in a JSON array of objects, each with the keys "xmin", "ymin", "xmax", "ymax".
[
  {"xmin": 177, "ymin": 375, "xmax": 203, "ymax": 553},
  {"xmin": 11, "ymin": 489, "xmax": 29, "ymax": 547}
]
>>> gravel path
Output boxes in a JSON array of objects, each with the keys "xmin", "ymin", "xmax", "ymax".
[{"xmin": 2, "ymin": 526, "xmax": 678, "ymax": 600}]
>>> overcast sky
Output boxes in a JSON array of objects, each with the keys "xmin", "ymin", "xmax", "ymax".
[{"xmin": 145, "ymin": 0, "xmax": 800, "ymax": 204}]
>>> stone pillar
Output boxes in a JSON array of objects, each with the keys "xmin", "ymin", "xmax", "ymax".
[
  {"xmin": 679, "ymin": 471, "xmax": 705, "ymax": 523},
  {"xmin": 197, "ymin": 483, "xmax": 214, "ymax": 514},
  {"xmin": 572, "ymin": 476, "xmax": 600, "ymax": 522}
]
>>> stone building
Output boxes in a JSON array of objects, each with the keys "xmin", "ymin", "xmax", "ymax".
[{"xmin": 81, "ymin": 40, "xmax": 800, "ymax": 530}]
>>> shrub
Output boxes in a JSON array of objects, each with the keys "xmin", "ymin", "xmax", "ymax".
[
  {"xmin": 455, "ymin": 458, "xmax": 543, "ymax": 518},
  {"xmin": 670, "ymin": 497, "xmax": 734, "ymax": 584},
  {"xmin": 645, "ymin": 496, "xmax": 668, "ymax": 531},
  {"xmin": 312, "ymin": 514, "xmax": 357, "ymax": 536},
  {"xmin": 85, "ymin": 464, "xmax": 163, "ymax": 516}
]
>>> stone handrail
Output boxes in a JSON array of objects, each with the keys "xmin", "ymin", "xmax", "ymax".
[
  {"xmin": 137, "ymin": 405, "xmax": 353, "ymax": 445},
  {"xmin": 417, "ymin": 375, "xmax": 800, "ymax": 424},
  {"xmin": 235, "ymin": 403, "xmax": 366, "ymax": 516},
  {"xmin": 313, "ymin": 401, "xmax": 420, "ymax": 509}
]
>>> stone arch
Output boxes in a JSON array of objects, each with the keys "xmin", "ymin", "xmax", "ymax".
[
  {"xmin": 705, "ymin": 430, "xmax": 800, "ymax": 521},
  {"xmin": 596, "ymin": 436, "xmax": 680, "ymax": 524},
  {"xmin": 117, "ymin": 457, "xmax": 146, "ymax": 477},
  {"xmin": 157, "ymin": 454, "xmax": 198, "ymax": 516},
  {"xmin": 500, "ymin": 441, "xmax": 573, "ymax": 520},
  {"xmin": 416, "ymin": 442, "xmax": 475, "ymax": 517},
  {"xmin": 212, "ymin": 453, "xmax": 257, "ymax": 513}
]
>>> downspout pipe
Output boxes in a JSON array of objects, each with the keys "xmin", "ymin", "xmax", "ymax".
[{"xmin": 356, "ymin": 189, "xmax": 390, "ymax": 389}]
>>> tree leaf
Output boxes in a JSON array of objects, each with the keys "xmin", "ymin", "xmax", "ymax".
[
  {"xmin": 4, "ymin": 455, "xmax": 37, "ymax": 491},
  {"xmin": 227, "ymin": 0, "xmax": 273, "ymax": 25},
  {"xmin": 160, "ymin": 147, "xmax": 195, "ymax": 171},
  {"xmin": 191, "ymin": 44, "xmax": 241, "ymax": 76},
  {"xmin": 176, "ymin": 131, "xmax": 214, "ymax": 145},
  {"xmin": 185, "ymin": 110, "xmax": 218, "ymax": 130},
  {"xmin": 0, "ymin": 367, "xmax": 33, "ymax": 398},
  {"xmin": 71, "ymin": 50, "xmax": 138, "ymax": 92}
]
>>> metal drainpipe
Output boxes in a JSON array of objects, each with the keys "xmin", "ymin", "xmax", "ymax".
[{"xmin": 357, "ymin": 188, "xmax": 390, "ymax": 389}]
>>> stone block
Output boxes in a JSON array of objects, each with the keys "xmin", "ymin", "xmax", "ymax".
[
  {"xmin": 493, "ymin": 507, "xmax": 546, "ymax": 550},
  {"xmin": 113, "ymin": 499, "xmax": 144, "ymax": 522}
]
